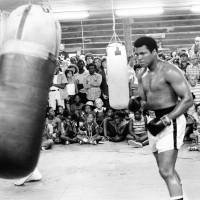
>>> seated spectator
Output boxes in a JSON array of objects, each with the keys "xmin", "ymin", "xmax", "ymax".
[
  {"xmin": 60, "ymin": 114, "xmax": 78, "ymax": 144},
  {"xmin": 41, "ymin": 124, "xmax": 54, "ymax": 150},
  {"xmin": 77, "ymin": 112, "xmax": 102, "ymax": 145},
  {"xmin": 94, "ymin": 98, "xmax": 106, "ymax": 125},
  {"xmin": 45, "ymin": 107, "xmax": 62, "ymax": 144},
  {"xmin": 188, "ymin": 124, "xmax": 200, "ymax": 151},
  {"xmin": 127, "ymin": 110, "xmax": 148, "ymax": 148},
  {"xmin": 103, "ymin": 110, "xmax": 129, "ymax": 142},
  {"xmin": 56, "ymin": 105, "xmax": 68, "ymax": 121},
  {"xmin": 81, "ymin": 101, "xmax": 95, "ymax": 121}
]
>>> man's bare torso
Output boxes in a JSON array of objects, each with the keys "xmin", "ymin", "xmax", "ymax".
[{"xmin": 141, "ymin": 61, "xmax": 178, "ymax": 110}]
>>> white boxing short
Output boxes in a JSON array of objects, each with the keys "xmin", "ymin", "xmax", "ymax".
[{"xmin": 147, "ymin": 111, "xmax": 186, "ymax": 153}]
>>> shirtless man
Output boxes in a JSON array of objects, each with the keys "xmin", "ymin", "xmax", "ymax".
[{"xmin": 134, "ymin": 36, "xmax": 193, "ymax": 200}]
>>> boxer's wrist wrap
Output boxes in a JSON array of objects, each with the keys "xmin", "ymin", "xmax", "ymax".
[{"xmin": 160, "ymin": 115, "xmax": 171, "ymax": 126}]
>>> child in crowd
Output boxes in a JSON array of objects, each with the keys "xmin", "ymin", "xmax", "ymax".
[
  {"xmin": 94, "ymin": 98, "xmax": 106, "ymax": 135},
  {"xmin": 103, "ymin": 110, "xmax": 128, "ymax": 142},
  {"xmin": 45, "ymin": 107, "xmax": 62, "ymax": 144},
  {"xmin": 70, "ymin": 94, "xmax": 84, "ymax": 118},
  {"xmin": 80, "ymin": 101, "xmax": 95, "ymax": 120},
  {"xmin": 60, "ymin": 114, "xmax": 78, "ymax": 144},
  {"xmin": 77, "ymin": 112, "xmax": 102, "ymax": 145},
  {"xmin": 188, "ymin": 124, "xmax": 200, "ymax": 151},
  {"xmin": 127, "ymin": 110, "xmax": 149, "ymax": 148},
  {"xmin": 56, "ymin": 105, "xmax": 68, "ymax": 121}
]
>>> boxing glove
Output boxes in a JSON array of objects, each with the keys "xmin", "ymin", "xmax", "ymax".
[
  {"xmin": 0, "ymin": 5, "xmax": 61, "ymax": 179},
  {"xmin": 128, "ymin": 96, "xmax": 142, "ymax": 112},
  {"xmin": 147, "ymin": 115, "xmax": 171, "ymax": 136}
]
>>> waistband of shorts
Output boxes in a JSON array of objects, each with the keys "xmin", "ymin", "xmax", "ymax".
[{"xmin": 153, "ymin": 105, "xmax": 176, "ymax": 119}]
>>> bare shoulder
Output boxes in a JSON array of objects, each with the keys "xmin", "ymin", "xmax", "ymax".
[{"xmin": 160, "ymin": 60, "xmax": 185, "ymax": 82}]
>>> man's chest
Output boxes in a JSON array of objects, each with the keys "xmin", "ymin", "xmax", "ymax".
[{"xmin": 142, "ymin": 73, "xmax": 166, "ymax": 93}]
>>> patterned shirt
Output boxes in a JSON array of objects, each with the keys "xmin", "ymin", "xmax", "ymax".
[
  {"xmin": 186, "ymin": 64, "xmax": 200, "ymax": 80},
  {"xmin": 84, "ymin": 72, "xmax": 102, "ymax": 101},
  {"xmin": 190, "ymin": 83, "xmax": 200, "ymax": 104}
]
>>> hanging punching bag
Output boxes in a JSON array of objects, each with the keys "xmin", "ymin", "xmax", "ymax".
[
  {"xmin": 0, "ymin": 4, "xmax": 61, "ymax": 179},
  {"xmin": 106, "ymin": 42, "xmax": 129, "ymax": 109}
]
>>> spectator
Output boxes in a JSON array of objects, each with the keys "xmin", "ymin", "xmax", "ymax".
[
  {"xmin": 81, "ymin": 101, "xmax": 95, "ymax": 121},
  {"xmin": 179, "ymin": 52, "xmax": 190, "ymax": 74},
  {"xmin": 190, "ymin": 36, "xmax": 200, "ymax": 57},
  {"xmin": 127, "ymin": 110, "xmax": 148, "ymax": 148},
  {"xmin": 186, "ymin": 54, "xmax": 200, "ymax": 80},
  {"xmin": 77, "ymin": 112, "xmax": 102, "ymax": 145},
  {"xmin": 188, "ymin": 75, "xmax": 200, "ymax": 104},
  {"xmin": 45, "ymin": 107, "xmax": 62, "ymax": 144},
  {"xmin": 64, "ymin": 68, "xmax": 78, "ymax": 111},
  {"xmin": 85, "ymin": 53, "xmax": 94, "ymax": 69},
  {"xmin": 75, "ymin": 59, "xmax": 89, "ymax": 103},
  {"xmin": 60, "ymin": 114, "xmax": 78, "ymax": 145},
  {"xmin": 84, "ymin": 63, "xmax": 102, "ymax": 101},
  {"xmin": 49, "ymin": 66, "xmax": 67, "ymax": 110},
  {"xmin": 70, "ymin": 94, "xmax": 84, "ymax": 116},
  {"xmin": 103, "ymin": 111, "xmax": 129, "ymax": 142}
]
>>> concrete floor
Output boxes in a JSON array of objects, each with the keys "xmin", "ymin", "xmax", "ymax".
[{"xmin": 0, "ymin": 142, "xmax": 199, "ymax": 200}]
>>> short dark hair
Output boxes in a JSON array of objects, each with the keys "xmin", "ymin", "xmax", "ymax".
[
  {"xmin": 134, "ymin": 36, "xmax": 158, "ymax": 52},
  {"xmin": 87, "ymin": 63, "xmax": 96, "ymax": 69}
]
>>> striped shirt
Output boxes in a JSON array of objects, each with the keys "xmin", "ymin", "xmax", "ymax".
[
  {"xmin": 190, "ymin": 83, "xmax": 200, "ymax": 104},
  {"xmin": 131, "ymin": 116, "xmax": 147, "ymax": 135}
]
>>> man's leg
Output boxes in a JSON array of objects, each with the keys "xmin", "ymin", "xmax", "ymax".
[{"xmin": 155, "ymin": 149, "xmax": 183, "ymax": 199}]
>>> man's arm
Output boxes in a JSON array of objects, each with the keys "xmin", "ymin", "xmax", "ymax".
[{"xmin": 165, "ymin": 64, "xmax": 193, "ymax": 120}]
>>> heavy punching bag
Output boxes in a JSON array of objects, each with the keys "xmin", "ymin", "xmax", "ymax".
[
  {"xmin": 0, "ymin": 4, "xmax": 61, "ymax": 179},
  {"xmin": 106, "ymin": 42, "xmax": 129, "ymax": 109}
]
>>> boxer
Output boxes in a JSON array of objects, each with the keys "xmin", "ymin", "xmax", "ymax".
[{"xmin": 134, "ymin": 36, "xmax": 193, "ymax": 200}]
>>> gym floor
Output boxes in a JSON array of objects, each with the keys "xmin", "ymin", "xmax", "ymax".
[{"xmin": 0, "ymin": 142, "xmax": 199, "ymax": 200}]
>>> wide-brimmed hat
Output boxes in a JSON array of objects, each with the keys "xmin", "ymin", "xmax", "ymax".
[
  {"xmin": 67, "ymin": 64, "xmax": 79, "ymax": 74},
  {"xmin": 82, "ymin": 101, "xmax": 95, "ymax": 110}
]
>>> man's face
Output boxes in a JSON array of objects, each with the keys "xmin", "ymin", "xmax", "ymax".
[
  {"xmin": 191, "ymin": 57, "xmax": 198, "ymax": 65},
  {"xmin": 180, "ymin": 55, "xmax": 188, "ymax": 63},
  {"xmin": 94, "ymin": 58, "xmax": 101, "ymax": 69},
  {"xmin": 189, "ymin": 77, "xmax": 197, "ymax": 87},
  {"xmin": 88, "ymin": 65, "xmax": 95, "ymax": 75},
  {"xmin": 135, "ymin": 45, "xmax": 155, "ymax": 68},
  {"xmin": 77, "ymin": 60, "xmax": 85, "ymax": 70},
  {"xmin": 87, "ymin": 114, "xmax": 94, "ymax": 123},
  {"xmin": 86, "ymin": 57, "xmax": 93, "ymax": 65}
]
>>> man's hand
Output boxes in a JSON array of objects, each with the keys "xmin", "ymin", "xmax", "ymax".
[{"xmin": 147, "ymin": 115, "xmax": 171, "ymax": 136}]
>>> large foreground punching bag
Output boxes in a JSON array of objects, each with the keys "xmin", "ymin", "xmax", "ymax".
[
  {"xmin": 0, "ymin": 5, "xmax": 60, "ymax": 179},
  {"xmin": 106, "ymin": 43, "xmax": 129, "ymax": 109}
]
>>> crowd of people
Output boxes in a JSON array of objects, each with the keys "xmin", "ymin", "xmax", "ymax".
[{"xmin": 43, "ymin": 36, "xmax": 200, "ymax": 151}]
